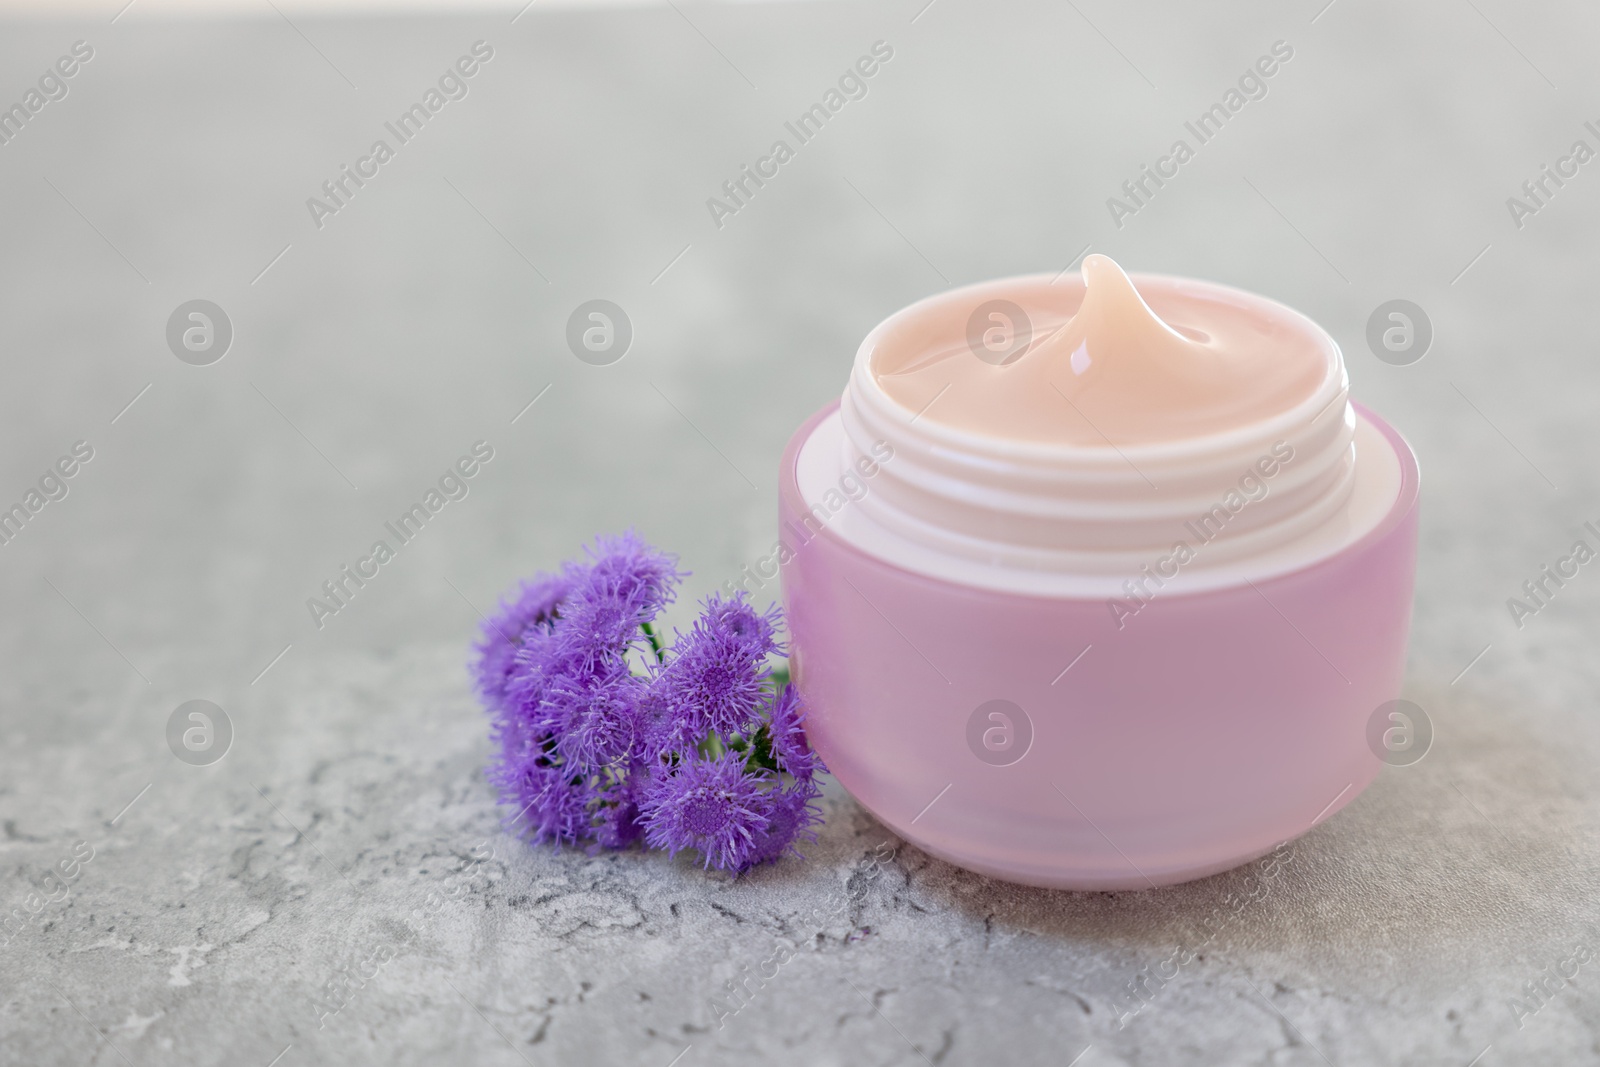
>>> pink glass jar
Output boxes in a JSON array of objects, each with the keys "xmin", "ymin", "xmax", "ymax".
[{"xmin": 778, "ymin": 396, "xmax": 1418, "ymax": 890}]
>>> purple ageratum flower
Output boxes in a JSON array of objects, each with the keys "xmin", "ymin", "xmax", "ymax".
[
  {"xmin": 486, "ymin": 630, "xmax": 576, "ymax": 790},
  {"xmin": 477, "ymin": 535, "xmax": 828, "ymax": 870},
  {"xmin": 538, "ymin": 666, "xmax": 645, "ymax": 772},
  {"xmin": 766, "ymin": 683, "xmax": 822, "ymax": 781},
  {"xmin": 585, "ymin": 529, "xmax": 683, "ymax": 612},
  {"xmin": 550, "ymin": 532, "xmax": 684, "ymax": 672},
  {"xmin": 745, "ymin": 779, "xmax": 823, "ymax": 868},
  {"xmin": 641, "ymin": 751, "xmax": 772, "ymax": 871},
  {"xmin": 495, "ymin": 632, "xmax": 568, "ymax": 768},
  {"xmin": 491, "ymin": 755, "xmax": 590, "ymax": 848},
  {"xmin": 627, "ymin": 686, "xmax": 690, "ymax": 768},
  {"xmin": 500, "ymin": 533, "xmax": 677, "ymax": 743},
  {"xmin": 651, "ymin": 593, "xmax": 780, "ymax": 741},
  {"xmin": 700, "ymin": 593, "xmax": 783, "ymax": 657},
  {"xmin": 594, "ymin": 777, "xmax": 647, "ymax": 850},
  {"xmin": 472, "ymin": 572, "xmax": 573, "ymax": 716}
]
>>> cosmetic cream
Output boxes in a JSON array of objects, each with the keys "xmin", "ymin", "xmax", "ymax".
[{"xmin": 778, "ymin": 255, "xmax": 1418, "ymax": 889}]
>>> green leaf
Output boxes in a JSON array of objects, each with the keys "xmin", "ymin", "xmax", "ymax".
[{"xmin": 743, "ymin": 723, "xmax": 781, "ymax": 775}]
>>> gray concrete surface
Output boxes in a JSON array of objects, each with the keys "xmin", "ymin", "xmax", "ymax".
[{"xmin": 1, "ymin": 1, "xmax": 1598, "ymax": 1063}]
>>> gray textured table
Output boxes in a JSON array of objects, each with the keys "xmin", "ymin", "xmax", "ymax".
[{"xmin": 1, "ymin": 2, "xmax": 1598, "ymax": 1064}]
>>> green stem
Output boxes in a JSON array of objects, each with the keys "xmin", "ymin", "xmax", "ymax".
[{"xmin": 641, "ymin": 621, "xmax": 665, "ymax": 665}]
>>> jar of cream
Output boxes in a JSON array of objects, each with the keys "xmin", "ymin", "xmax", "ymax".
[{"xmin": 778, "ymin": 255, "xmax": 1418, "ymax": 889}]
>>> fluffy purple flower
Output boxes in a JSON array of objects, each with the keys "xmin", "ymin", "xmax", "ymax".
[
  {"xmin": 594, "ymin": 778, "xmax": 647, "ymax": 850},
  {"xmin": 477, "ymin": 535, "xmax": 826, "ymax": 874},
  {"xmin": 766, "ymin": 683, "xmax": 822, "ymax": 780},
  {"xmin": 745, "ymin": 780, "xmax": 823, "ymax": 867},
  {"xmin": 627, "ymin": 687, "xmax": 693, "ymax": 767},
  {"xmin": 472, "ymin": 572, "xmax": 573, "ymax": 715},
  {"xmin": 585, "ymin": 530, "xmax": 682, "ymax": 611},
  {"xmin": 700, "ymin": 594, "xmax": 783, "ymax": 657},
  {"xmin": 492, "ymin": 758, "xmax": 590, "ymax": 848},
  {"xmin": 550, "ymin": 533, "xmax": 682, "ymax": 671},
  {"xmin": 539, "ymin": 667, "xmax": 644, "ymax": 771},
  {"xmin": 641, "ymin": 752, "xmax": 772, "ymax": 871},
  {"xmin": 652, "ymin": 593, "xmax": 779, "ymax": 740}
]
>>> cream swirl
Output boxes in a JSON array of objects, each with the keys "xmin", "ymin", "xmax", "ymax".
[{"xmin": 819, "ymin": 257, "xmax": 1383, "ymax": 589}]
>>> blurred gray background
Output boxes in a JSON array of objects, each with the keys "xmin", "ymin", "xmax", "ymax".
[{"xmin": 2, "ymin": 0, "xmax": 1598, "ymax": 1064}]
